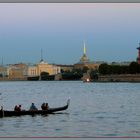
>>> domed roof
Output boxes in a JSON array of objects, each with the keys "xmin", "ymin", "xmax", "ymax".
[
  {"xmin": 80, "ymin": 54, "xmax": 89, "ymax": 63},
  {"xmin": 39, "ymin": 59, "xmax": 48, "ymax": 64}
]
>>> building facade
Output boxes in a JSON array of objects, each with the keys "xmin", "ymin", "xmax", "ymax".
[
  {"xmin": 56, "ymin": 64, "xmax": 74, "ymax": 72},
  {"xmin": 37, "ymin": 60, "xmax": 60, "ymax": 75},
  {"xmin": 27, "ymin": 65, "xmax": 38, "ymax": 77},
  {"xmin": 0, "ymin": 65, "xmax": 8, "ymax": 80},
  {"xmin": 27, "ymin": 60, "xmax": 61, "ymax": 78},
  {"xmin": 8, "ymin": 63, "xmax": 28, "ymax": 80}
]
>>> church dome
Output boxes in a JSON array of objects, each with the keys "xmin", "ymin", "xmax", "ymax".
[{"xmin": 80, "ymin": 54, "xmax": 89, "ymax": 63}]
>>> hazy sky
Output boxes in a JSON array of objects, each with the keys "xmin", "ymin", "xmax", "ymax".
[{"xmin": 0, "ymin": 3, "xmax": 140, "ymax": 65}]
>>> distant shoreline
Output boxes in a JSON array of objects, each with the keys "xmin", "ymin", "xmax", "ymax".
[{"xmin": 1, "ymin": 74, "xmax": 140, "ymax": 82}]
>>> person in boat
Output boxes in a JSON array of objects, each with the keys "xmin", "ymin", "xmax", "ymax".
[
  {"xmin": 1, "ymin": 106, "xmax": 3, "ymax": 111},
  {"xmin": 46, "ymin": 103, "xmax": 49, "ymax": 109},
  {"xmin": 41, "ymin": 102, "xmax": 49, "ymax": 110},
  {"xmin": 41, "ymin": 103, "xmax": 46, "ymax": 110},
  {"xmin": 29, "ymin": 103, "xmax": 38, "ymax": 111},
  {"xmin": 14, "ymin": 105, "xmax": 18, "ymax": 111},
  {"xmin": 14, "ymin": 105, "xmax": 21, "ymax": 112}
]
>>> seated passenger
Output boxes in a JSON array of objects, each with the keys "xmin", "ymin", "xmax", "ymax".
[
  {"xmin": 45, "ymin": 103, "xmax": 49, "ymax": 109},
  {"xmin": 18, "ymin": 105, "xmax": 22, "ymax": 111},
  {"xmin": 14, "ymin": 105, "xmax": 18, "ymax": 111},
  {"xmin": 1, "ymin": 106, "xmax": 3, "ymax": 111},
  {"xmin": 41, "ymin": 103, "xmax": 46, "ymax": 110},
  {"xmin": 29, "ymin": 103, "xmax": 38, "ymax": 111},
  {"xmin": 41, "ymin": 103, "xmax": 49, "ymax": 110},
  {"xmin": 14, "ymin": 105, "xmax": 21, "ymax": 112}
]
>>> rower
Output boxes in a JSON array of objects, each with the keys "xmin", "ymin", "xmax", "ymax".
[{"xmin": 14, "ymin": 105, "xmax": 21, "ymax": 112}]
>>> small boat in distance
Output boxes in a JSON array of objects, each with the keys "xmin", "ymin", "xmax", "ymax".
[{"xmin": 0, "ymin": 99, "xmax": 70, "ymax": 118}]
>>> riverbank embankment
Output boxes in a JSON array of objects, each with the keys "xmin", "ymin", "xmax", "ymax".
[{"xmin": 98, "ymin": 74, "xmax": 140, "ymax": 82}]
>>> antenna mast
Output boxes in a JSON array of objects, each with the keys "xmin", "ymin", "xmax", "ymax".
[
  {"xmin": 1, "ymin": 57, "xmax": 3, "ymax": 66},
  {"xmin": 41, "ymin": 48, "xmax": 43, "ymax": 61}
]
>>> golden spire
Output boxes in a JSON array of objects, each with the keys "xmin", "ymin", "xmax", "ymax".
[
  {"xmin": 84, "ymin": 41, "xmax": 86, "ymax": 55},
  {"xmin": 79, "ymin": 40, "xmax": 89, "ymax": 63}
]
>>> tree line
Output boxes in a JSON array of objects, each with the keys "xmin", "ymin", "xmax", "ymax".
[
  {"xmin": 98, "ymin": 62, "xmax": 140, "ymax": 75},
  {"xmin": 36, "ymin": 61, "xmax": 140, "ymax": 81},
  {"xmin": 61, "ymin": 66, "xmax": 98, "ymax": 80}
]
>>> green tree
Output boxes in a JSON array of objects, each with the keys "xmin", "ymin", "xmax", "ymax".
[
  {"xmin": 129, "ymin": 62, "xmax": 139, "ymax": 74},
  {"xmin": 82, "ymin": 66, "xmax": 89, "ymax": 73},
  {"xmin": 121, "ymin": 66, "xmax": 129, "ymax": 74},
  {"xmin": 90, "ymin": 70, "xmax": 98, "ymax": 80},
  {"xmin": 98, "ymin": 63, "xmax": 109, "ymax": 75},
  {"xmin": 111, "ymin": 65, "xmax": 121, "ymax": 74}
]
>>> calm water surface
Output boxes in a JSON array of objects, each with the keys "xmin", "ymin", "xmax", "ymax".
[{"xmin": 0, "ymin": 81, "xmax": 140, "ymax": 137}]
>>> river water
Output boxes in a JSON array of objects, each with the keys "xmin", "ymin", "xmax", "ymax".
[{"xmin": 0, "ymin": 81, "xmax": 140, "ymax": 137}]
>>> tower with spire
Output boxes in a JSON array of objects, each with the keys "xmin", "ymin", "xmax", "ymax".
[
  {"xmin": 74, "ymin": 40, "xmax": 100, "ymax": 71},
  {"xmin": 79, "ymin": 41, "xmax": 90, "ymax": 63}
]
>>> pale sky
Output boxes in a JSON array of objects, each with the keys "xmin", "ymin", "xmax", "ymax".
[{"xmin": 0, "ymin": 3, "xmax": 140, "ymax": 65}]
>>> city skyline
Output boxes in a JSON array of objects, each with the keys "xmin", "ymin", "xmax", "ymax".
[{"xmin": 0, "ymin": 3, "xmax": 140, "ymax": 65}]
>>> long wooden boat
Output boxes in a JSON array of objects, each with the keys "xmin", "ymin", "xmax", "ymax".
[{"xmin": 0, "ymin": 99, "xmax": 70, "ymax": 118}]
